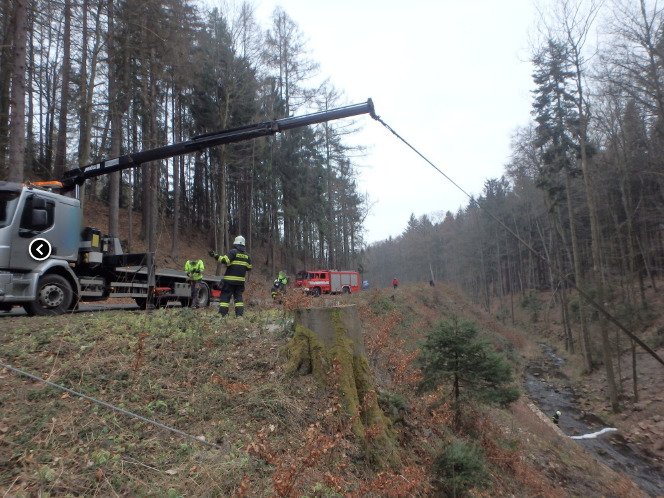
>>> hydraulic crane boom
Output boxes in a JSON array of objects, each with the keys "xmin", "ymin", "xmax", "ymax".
[{"xmin": 61, "ymin": 99, "xmax": 377, "ymax": 189}]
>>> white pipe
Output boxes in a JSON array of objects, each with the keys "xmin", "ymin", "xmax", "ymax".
[{"xmin": 570, "ymin": 427, "xmax": 618, "ymax": 439}]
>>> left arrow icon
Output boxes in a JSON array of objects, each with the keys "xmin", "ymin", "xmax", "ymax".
[{"xmin": 29, "ymin": 238, "xmax": 52, "ymax": 261}]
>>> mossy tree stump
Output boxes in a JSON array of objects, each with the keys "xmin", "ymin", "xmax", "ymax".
[{"xmin": 285, "ymin": 305, "xmax": 400, "ymax": 468}]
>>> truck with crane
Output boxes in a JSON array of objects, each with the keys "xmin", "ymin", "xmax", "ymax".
[{"xmin": 0, "ymin": 100, "xmax": 376, "ymax": 315}]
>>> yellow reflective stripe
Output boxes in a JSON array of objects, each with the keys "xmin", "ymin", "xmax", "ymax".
[
  {"xmin": 231, "ymin": 261, "xmax": 251, "ymax": 268},
  {"xmin": 223, "ymin": 275, "xmax": 245, "ymax": 282},
  {"xmin": 235, "ymin": 302, "xmax": 244, "ymax": 307},
  {"xmin": 219, "ymin": 302, "xmax": 230, "ymax": 308}
]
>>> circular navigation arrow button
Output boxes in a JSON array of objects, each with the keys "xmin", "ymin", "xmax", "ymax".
[{"xmin": 29, "ymin": 238, "xmax": 52, "ymax": 261}]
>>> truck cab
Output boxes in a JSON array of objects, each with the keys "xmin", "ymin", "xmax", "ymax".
[
  {"xmin": 0, "ymin": 182, "xmax": 83, "ymax": 314},
  {"xmin": 0, "ymin": 181, "xmax": 214, "ymax": 315}
]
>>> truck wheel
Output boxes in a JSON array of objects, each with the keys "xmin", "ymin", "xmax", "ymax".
[
  {"xmin": 312, "ymin": 287, "xmax": 321, "ymax": 297},
  {"xmin": 342, "ymin": 286, "xmax": 351, "ymax": 294},
  {"xmin": 134, "ymin": 297, "xmax": 148, "ymax": 309},
  {"xmin": 24, "ymin": 274, "xmax": 73, "ymax": 316},
  {"xmin": 0, "ymin": 303, "xmax": 13, "ymax": 313},
  {"xmin": 195, "ymin": 283, "xmax": 210, "ymax": 307},
  {"xmin": 181, "ymin": 283, "xmax": 210, "ymax": 308}
]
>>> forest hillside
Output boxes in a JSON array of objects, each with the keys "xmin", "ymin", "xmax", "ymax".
[
  {"xmin": 2, "ymin": 279, "xmax": 655, "ymax": 497},
  {"xmin": 2, "ymin": 0, "xmax": 664, "ymax": 494},
  {"xmin": 3, "ymin": 189, "xmax": 661, "ymax": 495}
]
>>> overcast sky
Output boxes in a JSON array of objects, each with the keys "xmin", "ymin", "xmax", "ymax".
[{"xmin": 215, "ymin": 0, "xmax": 539, "ymax": 244}]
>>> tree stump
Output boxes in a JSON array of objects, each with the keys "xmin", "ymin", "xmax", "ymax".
[{"xmin": 285, "ymin": 305, "xmax": 400, "ymax": 468}]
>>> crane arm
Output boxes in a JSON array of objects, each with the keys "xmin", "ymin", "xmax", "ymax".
[{"xmin": 61, "ymin": 99, "xmax": 377, "ymax": 189}]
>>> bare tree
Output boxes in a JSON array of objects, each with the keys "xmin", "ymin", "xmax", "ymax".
[
  {"xmin": 53, "ymin": 0, "xmax": 71, "ymax": 179},
  {"xmin": 558, "ymin": 0, "xmax": 619, "ymax": 411},
  {"xmin": 8, "ymin": 0, "xmax": 29, "ymax": 182},
  {"xmin": 0, "ymin": 0, "xmax": 13, "ymax": 176}
]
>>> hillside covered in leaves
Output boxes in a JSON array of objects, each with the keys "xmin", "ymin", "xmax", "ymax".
[{"xmin": 0, "ymin": 285, "xmax": 644, "ymax": 496}]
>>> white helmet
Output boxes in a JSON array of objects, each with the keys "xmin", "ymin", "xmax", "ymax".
[
  {"xmin": 556, "ymin": 410, "xmax": 561, "ymax": 416},
  {"xmin": 233, "ymin": 235, "xmax": 246, "ymax": 246}
]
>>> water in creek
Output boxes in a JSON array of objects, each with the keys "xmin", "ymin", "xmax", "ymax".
[{"xmin": 525, "ymin": 344, "xmax": 664, "ymax": 497}]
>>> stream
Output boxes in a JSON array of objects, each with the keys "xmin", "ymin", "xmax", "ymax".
[{"xmin": 525, "ymin": 344, "xmax": 664, "ymax": 497}]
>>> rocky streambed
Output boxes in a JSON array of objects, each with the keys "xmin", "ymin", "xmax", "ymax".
[{"xmin": 525, "ymin": 344, "xmax": 664, "ymax": 497}]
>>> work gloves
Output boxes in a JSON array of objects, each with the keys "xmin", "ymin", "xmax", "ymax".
[{"xmin": 208, "ymin": 250, "xmax": 219, "ymax": 259}]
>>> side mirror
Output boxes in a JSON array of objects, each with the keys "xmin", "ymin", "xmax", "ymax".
[
  {"xmin": 32, "ymin": 197, "xmax": 47, "ymax": 210},
  {"xmin": 31, "ymin": 209, "xmax": 48, "ymax": 230}
]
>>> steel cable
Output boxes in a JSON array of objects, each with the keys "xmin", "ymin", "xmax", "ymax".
[
  {"xmin": 0, "ymin": 361, "xmax": 225, "ymax": 450},
  {"xmin": 374, "ymin": 115, "xmax": 664, "ymax": 368}
]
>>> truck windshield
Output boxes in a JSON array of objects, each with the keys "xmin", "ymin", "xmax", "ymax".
[{"xmin": 0, "ymin": 192, "xmax": 20, "ymax": 228}]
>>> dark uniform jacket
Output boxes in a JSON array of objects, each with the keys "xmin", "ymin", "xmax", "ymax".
[{"xmin": 218, "ymin": 245, "xmax": 252, "ymax": 284}]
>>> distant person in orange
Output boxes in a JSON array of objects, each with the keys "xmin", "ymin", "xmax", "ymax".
[{"xmin": 392, "ymin": 277, "xmax": 399, "ymax": 289}]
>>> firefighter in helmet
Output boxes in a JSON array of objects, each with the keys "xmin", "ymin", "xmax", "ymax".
[
  {"xmin": 184, "ymin": 258, "xmax": 205, "ymax": 308},
  {"xmin": 271, "ymin": 270, "xmax": 289, "ymax": 300},
  {"xmin": 209, "ymin": 235, "xmax": 252, "ymax": 317},
  {"xmin": 552, "ymin": 410, "xmax": 561, "ymax": 425}
]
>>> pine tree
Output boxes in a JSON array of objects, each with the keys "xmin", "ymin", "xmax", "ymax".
[
  {"xmin": 418, "ymin": 316, "xmax": 519, "ymax": 427},
  {"xmin": 531, "ymin": 37, "xmax": 594, "ymax": 372}
]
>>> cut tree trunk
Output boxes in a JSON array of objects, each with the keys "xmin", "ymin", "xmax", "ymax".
[{"xmin": 285, "ymin": 305, "xmax": 400, "ymax": 469}]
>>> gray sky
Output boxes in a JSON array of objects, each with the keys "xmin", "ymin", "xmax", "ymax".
[{"xmin": 237, "ymin": 0, "xmax": 538, "ymax": 243}]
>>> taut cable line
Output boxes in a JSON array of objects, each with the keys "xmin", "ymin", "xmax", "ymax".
[
  {"xmin": 0, "ymin": 361, "xmax": 226, "ymax": 451},
  {"xmin": 374, "ymin": 115, "xmax": 664, "ymax": 368}
]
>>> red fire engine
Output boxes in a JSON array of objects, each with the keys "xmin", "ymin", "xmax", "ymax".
[{"xmin": 295, "ymin": 270, "xmax": 361, "ymax": 296}]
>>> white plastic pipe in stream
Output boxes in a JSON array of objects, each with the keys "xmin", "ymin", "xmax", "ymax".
[{"xmin": 570, "ymin": 427, "xmax": 618, "ymax": 439}]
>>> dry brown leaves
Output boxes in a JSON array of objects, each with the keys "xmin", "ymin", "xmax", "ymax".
[
  {"xmin": 360, "ymin": 306, "xmax": 422, "ymax": 388},
  {"xmin": 246, "ymin": 360, "xmax": 390, "ymax": 497},
  {"xmin": 351, "ymin": 465, "xmax": 431, "ymax": 497},
  {"xmin": 209, "ymin": 373, "xmax": 250, "ymax": 395},
  {"xmin": 473, "ymin": 415, "xmax": 563, "ymax": 498},
  {"xmin": 282, "ymin": 290, "xmax": 315, "ymax": 311}
]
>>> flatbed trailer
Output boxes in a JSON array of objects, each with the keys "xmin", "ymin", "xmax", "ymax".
[{"xmin": 111, "ymin": 266, "xmax": 222, "ymax": 308}]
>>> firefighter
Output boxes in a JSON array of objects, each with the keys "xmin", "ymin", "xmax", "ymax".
[
  {"xmin": 392, "ymin": 277, "xmax": 399, "ymax": 289},
  {"xmin": 271, "ymin": 270, "xmax": 289, "ymax": 300},
  {"xmin": 209, "ymin": 235, "xmax": 252, "ymax": 317},
  {"xmin": 184, "ymin": 258, "xmax": 205, "ymax": 308},
  {"xmin": 552, "ymin": 410, "xmax": 561, "ymax": 425}
]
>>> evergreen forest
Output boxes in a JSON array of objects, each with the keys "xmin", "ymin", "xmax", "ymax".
[{"xmin": 0, "ymin": 0, "xmax": 367, "ymax": 272}]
